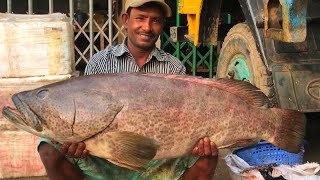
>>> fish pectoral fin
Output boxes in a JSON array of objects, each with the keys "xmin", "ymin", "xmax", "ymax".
[
  {"xmin": 219, "ymin": 139, "xmax": 259, "ymax": 149},
  {"xmin": 107, "ymin": 159, "xmax": 146, "ymax": 172},
  {"xmin": 106, "ymin": 131, "xmax": 159, "ymax": 171}
]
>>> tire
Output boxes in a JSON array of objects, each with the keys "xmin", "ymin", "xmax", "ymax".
[{"xmin": 216, "ymin": 23, "xmax": 277, "ymax": 107}]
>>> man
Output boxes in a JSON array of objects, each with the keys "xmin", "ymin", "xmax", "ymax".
[{"xmin": 38, "ymin": 0, "xmax": 218, "ymax": 179}]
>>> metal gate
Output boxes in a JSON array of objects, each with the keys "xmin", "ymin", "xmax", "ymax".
[{"xmin": 161, "ymin": 1, "xmax": 218, "ymax": 78}]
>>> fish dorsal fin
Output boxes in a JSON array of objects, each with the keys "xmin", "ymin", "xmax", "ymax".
[
  {"xmin": 212, "ymin": 78, "xmax": 270, "ymax": 108},
  {"xmin": 138, "ymin": 74, "xmax": 269, "ymax": 107}
]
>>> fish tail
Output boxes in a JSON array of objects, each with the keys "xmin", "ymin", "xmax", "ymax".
[{"xmin": 267, "ymin": 108, "xmax": 306, "ymax": 153}]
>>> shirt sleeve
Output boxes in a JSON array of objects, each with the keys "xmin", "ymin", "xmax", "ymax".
[
  {"xmin": 84, "ymin": 51, "xmax": 107, "ymax": 75},
  {"xmin": 178, "ymin": 65, "xmax": 186, "ymax": 75},
  {"xmin": 166, "ymin": 54, "xmax": 186, "ymax": 75}
]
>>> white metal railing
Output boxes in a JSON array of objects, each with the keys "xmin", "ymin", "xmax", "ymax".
[{"xmin": 4, "ymin": 0, "xmax": 126, "ymax": 70}]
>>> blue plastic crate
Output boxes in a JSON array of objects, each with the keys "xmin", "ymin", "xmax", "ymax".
[{"xmin": 233, "ymin": 142, "xmax": 304, "ymax": 166}]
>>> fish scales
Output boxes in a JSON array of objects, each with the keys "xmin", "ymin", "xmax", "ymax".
[
  {"xmin": 84, "ymin": 74, "xmax": 264, "ymax": 157},
  {"xmin": 2, "ymin": 73, "xmax": 306, "ymax": 171}
]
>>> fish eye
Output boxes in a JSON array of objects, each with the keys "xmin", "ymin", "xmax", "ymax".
[{"xmin": 37, "ymin": 89, "xmax": 48, "ymax": 99}]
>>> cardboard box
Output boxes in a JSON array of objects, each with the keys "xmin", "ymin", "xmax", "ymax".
[{"xmin": 0, "ymin": 13, "xmax": 75, "ymax": 78}]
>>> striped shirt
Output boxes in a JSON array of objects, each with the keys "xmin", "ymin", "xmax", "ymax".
[{"xmin": 84, "ymin": 38, "xmax": 186, "ymax": 75}]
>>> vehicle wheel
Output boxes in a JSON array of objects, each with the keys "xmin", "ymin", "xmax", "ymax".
[{"xmin": 216, "ymin": 23, "xmax": 277, "ymax": 107}]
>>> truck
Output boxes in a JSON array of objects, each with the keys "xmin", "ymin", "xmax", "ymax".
[{"xmin": 173, "ymin": 0, "xmax": 320, "ymax": 112}]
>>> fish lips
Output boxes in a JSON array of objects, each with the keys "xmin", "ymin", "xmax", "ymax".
[{"xmin": 2, "ymin": 94, "xmax": 43, "ymax": 132}]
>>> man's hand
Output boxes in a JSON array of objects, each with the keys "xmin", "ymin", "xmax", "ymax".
[
  {"xmin": 59, "ymin": 142, "xmax": 89, "ymax": 159},
  {"xmin": 182, "ymin": 137, "xmax": 218, "ymax": 180},
  {"xmin": 38, "ymin": 142, "xmax": 85, "ymax": 179},
  {"xmin": 192, "ymin": 137, "xmax": 218, "ymax": 157}
]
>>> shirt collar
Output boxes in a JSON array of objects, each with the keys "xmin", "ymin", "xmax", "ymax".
[{"xmin": 111, "ymin": 37, "xmax": 167, "ymax": 62}]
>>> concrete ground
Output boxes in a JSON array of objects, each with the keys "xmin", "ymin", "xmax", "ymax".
[{"xmin": 4, "ymin": 113, "xmax": 320, "ymax": 180}]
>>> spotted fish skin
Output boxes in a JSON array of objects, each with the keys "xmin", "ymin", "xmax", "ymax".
[{"xmin": 2, "ymin": 73, "xmax": 306, "ymax": 170}]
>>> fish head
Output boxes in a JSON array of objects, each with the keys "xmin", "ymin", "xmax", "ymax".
[
  {"xmin": 2, "ymin": 86, "xmax": 76, "ymax": 142},
  {"xmin": 2, "ymin": 79, "xmax": 124, "ymax": 143}
]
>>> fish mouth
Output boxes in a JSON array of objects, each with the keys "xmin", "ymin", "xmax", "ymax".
[{"xmin": 2, "ymin": 94, "xmax": 43, "ymax": 132}]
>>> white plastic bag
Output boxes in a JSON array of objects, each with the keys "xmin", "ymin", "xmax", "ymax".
[
  {"xmin": 273, "ymin": 163, "xmax": 320, "ymax": 180},
  {"xmin": 225, "ymin": 153, "xmax": 320, "ymax": 180},
  {"xmin": 225, "ymin": 153, "xmax": 265, "ymax": 180}
]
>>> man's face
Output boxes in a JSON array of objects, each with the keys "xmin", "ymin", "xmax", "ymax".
[{"xmin": 122, "ymin": 4, "xmax": 165, "ymax": 51}]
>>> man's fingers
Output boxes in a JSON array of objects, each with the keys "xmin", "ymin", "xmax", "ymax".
[
  {"xmin": 198, "ymin": 139, "xmax": 204, "ymax": 156},
  {"xmin": 192, "ymin": 146, "xmax": 199, "ymax": 155},
  {"xmin": 211, "ymin": 141, "xmax": 218, "ymax": 156},
  {"xmin": 192, "ymin": 139, "xmax": 202, "ymax": 156},
  {"xmin": 80, "ymin": 149, "xmax": 89, "ymax": 159},
  {"xmin": 59, "ymin": 142, "xmax": 71, "ymax": 154},
  {"xmin": 192, "ymin": 138, "xmax": 219, "ymax": 157},
  {"xmin": 66, "ymin": 143, "xmax": 78, "ymax": 157},
  {"xmin": 74, "ymin": 143, "xmax": 86, "ymax": 158},
  {"xmin": 203, "ymin": 137, "xmax": 212, "ymax": 156},
  {"xmin": 59, "ymin": 142, "xmax": 88, "ymax": 158}
]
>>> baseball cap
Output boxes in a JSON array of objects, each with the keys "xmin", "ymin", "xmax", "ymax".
[{"xmin": 125, "ymin": 0, "xmax": 172, "ymax": 17}]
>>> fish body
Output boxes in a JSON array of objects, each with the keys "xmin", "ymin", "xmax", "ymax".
[{"xmin": 2, "ymin": 73, "xmax": 306, "ymax": 170}]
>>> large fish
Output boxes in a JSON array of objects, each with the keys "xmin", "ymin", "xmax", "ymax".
[{"xmin": 2, "ymin": 73, "xmax": 306, "ymax": 170}]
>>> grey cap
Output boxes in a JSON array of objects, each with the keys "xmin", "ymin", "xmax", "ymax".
[{"xmin": 125, "ymin": 0, "xmax": 172, "ymax": 17}]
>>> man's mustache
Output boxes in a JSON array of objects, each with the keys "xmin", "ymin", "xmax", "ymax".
[{"xmin": 137, "ymin": 31, "xmax": 156, "ymax": 38}]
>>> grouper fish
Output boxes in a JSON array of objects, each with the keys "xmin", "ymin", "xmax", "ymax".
[{"xmin": 2, "ymin": 73, "xmax": 306, "ymax": 170}]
